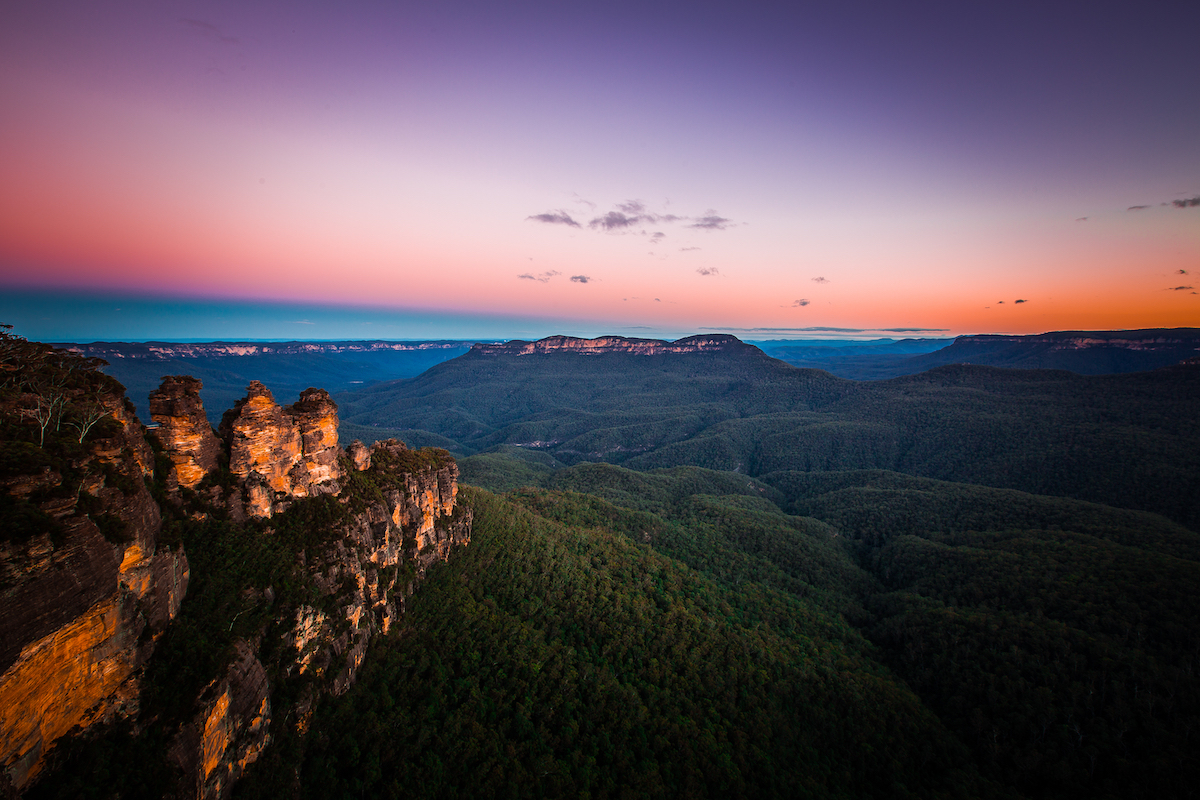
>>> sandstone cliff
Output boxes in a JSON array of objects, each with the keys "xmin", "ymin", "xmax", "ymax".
[
  {"xmin": 0, "ymin": 341, "xmax": 188, "ymax": 793},
  {"xmin": 1, "ymin": 357, "xmax": 471, "ymax": 799},
  {"xmin": 217, "ymin": 382, "xmax": 344, "ymax": 518},
  {"xmin": 149, "ymin": 375, "xmax": 223, "ymax": 490},
  {"xmin": 468, "ymin": 333, "xmax": 751, "ymax": 357}
]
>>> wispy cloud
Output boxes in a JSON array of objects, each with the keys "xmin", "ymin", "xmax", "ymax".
[
  {"xmin": 287, "ymin": 319, "xmax": 315, "ymax": 325},
  {"xmin": 679, "ymin": 246, "xmax": 700, "ymax": 252},
  {"xmin": 589, "ymin": 211, "xmax": 643, "ymax": 230},
  {"xmin": 1014, "ymin": 299, "xmax": 1028, "ymax": 303},
  {"xmin": 570, "ymin": 275, "xmax": 591, "ymax": 283},
  {"xmin": 788, "ymin": 299, "xmax": 810, "ymax": 307},
  {"xmin": 527, "ymin": 211, "xmax": 581, "ymax": 228},
  {"xmin": 1172, "ymin": 196, "xmax": 1200, "ymax": 208},
  {"xmin": 530, "ymin": 199, "xmax": 734, "ymax": 237},
  {"xmin": 1127, "ymin": 205, "xmax": 1150, "ymax": 211},
  {"xmin": 689, "ymin": 214, "xmax": 732, "ymax": 231},
  {"xmin": 811, "ymin": 276, "xmax": 829, "ymax": 284},
  {"xmin": 696, "ymin": 267, "xmax": 719, "ymax": 276},
  {"xmin": 1178, "ymin": 269, "xmax": 1189, "ymax": 275},
  {"xmin": 518, "ymin": 270, "xmax": 561, "ymax": 283},
  {"xmin": 1168, "ymin": 285, "xmax": 1194, "ymax": 291}
]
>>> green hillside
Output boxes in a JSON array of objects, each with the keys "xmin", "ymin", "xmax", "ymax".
[{"xmin": 340, "ymin": 342, "xmax": 1200, "ymax": 529}]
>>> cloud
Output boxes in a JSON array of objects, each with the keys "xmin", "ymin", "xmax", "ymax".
[
  {"xmin": 570, "ymin": 275, "xmax": 591, "ymax": 283},
  {"xmin": 679, "ymin": 246, "xmax": 701, "ymax": 252},
  {"xmin": 696, "ymin": 267, "xmax": 719, "ymax": 276},
  {"xmin": 531, "ymin": 200, "xmax": 734, "ymax": 236},
  {"xmin": 1178, "ymin": 269, "xmax": 1189, "ymax": 274},
  {"xmin": 589, "ymin": 211, "xmax": 643, "ymax": 230},
  {"xmin": 811, "ymin": 276, "xmax": 829, "ymax": 284},
  {"xmin": 689, "ymin": 214, "xmax": 732, "ymax": 230},
  {"xmin": 650, "ymin": 232, "xmax": 665, "ymax": 241},
  {"xmin": 1075, "ymin": 217, "xmax": 1088, "ymax": 222},
  {"xmin": 1168, "ymin": 285, "xmax": 1195, "ymax": 291},
  {"xmin": 1014, "ymin": 299, "xmax": 1028, "ymax": 303},
  {"xmin": 287, "ymin": 320, "xmax": 315, "ymax": 325},
  {"xmin": 517, "ymin": 270, "xmax": 561, "ymax": 283},
  {"xmin": 790, "ymin": 299, "xmax": 810, "ymax": 307},
  {"xmin": 527, "ymin": 211, "xmax": 581, "ymax": 228},
  {"xmin": 997, "ymin": 301, "xmax": 1005, "ymax": 304},
  {"xmin": 1127, "ymin": 205, "xmax": 1151, "ymax": 211},
  {"xmin": 1172, "ymin": 196, "xmax": 1200, "ymax": 208}
]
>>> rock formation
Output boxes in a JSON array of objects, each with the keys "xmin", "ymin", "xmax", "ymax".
[
  {"xmin": 1, "ymin": 359, "xmax": 471, "ymax": 799},
  {"xmin": 0, "ymin": 382, "xmax": 188, "ymax": 792},
  {"xmin": 169, "ymin": 641, "xmax": 271, "ymax": 800},
  {"xmin": 217, "ymin": 382, "xmax": 344, "ymax": 518},
  {"xmin": 148, "ymin": 376, "xmax": 222, "ymax": 490}
]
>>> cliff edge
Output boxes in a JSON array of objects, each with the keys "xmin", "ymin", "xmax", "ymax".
[{"xmin": 0, "ymin": 331, "xmax": 472, "ymax": 800}]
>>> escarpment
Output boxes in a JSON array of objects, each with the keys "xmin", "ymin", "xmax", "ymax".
[
  {"xmin": 1, "ymin": 348, "xmax": 471, "ymax": 799},
  {"xmin": 0, "ymin": 346, "xmax": 187, "ymax": 793}
]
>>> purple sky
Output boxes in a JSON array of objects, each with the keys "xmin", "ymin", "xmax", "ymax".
[{"xmin": 1, "ymin": 0, "xmax": 1197, "ymax": 340}]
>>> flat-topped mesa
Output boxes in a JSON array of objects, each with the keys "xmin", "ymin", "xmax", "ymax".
[
  {"xmin": 469, "ymin": 333, "xmax": 750, "ymax": 357},
  {"xmin": 148, "ymin": 376, "xmax": 222, "ymax": 490},
  {"xmin": 217, "ymin": 382, "xmax": 345, "ymax": 518}
]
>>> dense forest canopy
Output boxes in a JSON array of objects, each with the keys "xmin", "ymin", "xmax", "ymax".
[{"xmin": 4, "ymin": 328, "xmax": 1199, "ymax": 799}]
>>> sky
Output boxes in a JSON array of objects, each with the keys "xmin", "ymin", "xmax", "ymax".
[{"xmin": 1, "ymin": 0, "xmax": 1197, "ymax": 342}]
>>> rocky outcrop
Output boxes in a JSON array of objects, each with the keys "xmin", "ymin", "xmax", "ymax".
[
  {"xmin": 149, "ymin": 376, "xmax": 222, "ymax": 490},
  {"xmin": 284, "ymin": 441, "xmax": 470, "ymax": 712},
  {"xmin": 0, "ymin": 385, "xmax": 188, "ymax": 792},
  {"xmin": 2, "ymin": 351, "xmax": 470, "ymax": 799},
  {"xmin": 469, "ymin": 334, "xmax": 752, "ymax": 357},
  {"xmin": 217, "ymin": 382, "xmax": 344, "ymax": 518},
  {"xmin": 169, "ymin": 641, "xmax": 271, "ymax": 800}
]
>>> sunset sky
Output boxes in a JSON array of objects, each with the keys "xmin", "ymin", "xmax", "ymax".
[{"xmin": 1, "ymin": 0, "xmax": 1197, "ymax": 341}]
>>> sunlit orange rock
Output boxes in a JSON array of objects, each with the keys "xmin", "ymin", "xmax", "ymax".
[
  {"xmin": 149, "ymin": 376, "xmax": 222, "ymax": 490},
  {"xmin": 218, "ymin": 382, "xmax": 345, "ymax": 518}
]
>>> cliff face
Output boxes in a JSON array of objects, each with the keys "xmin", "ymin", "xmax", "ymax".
[
  {"xmin": 149, "ymin": 376, "xmax": 223, "ymax": 490},
  {"xmin": 0, "ymin": 374, "xmax": 188, "ymax": 792},
  {"xmin": 217, "ymin": 382, "xmax": 344, "ymax": 518},
  {"xmin": 469, "ymin": 333, "xmax": 752, "ymax": 357},
  {"xmin": 1, "ymin": 356, "xmax": 471, "ymax": 800},
  {"xmin": 284, "ymin": 440, "xmax": 470, "ymax": 712}
]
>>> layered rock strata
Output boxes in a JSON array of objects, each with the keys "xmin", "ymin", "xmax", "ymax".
[
  {"xmin": 469, "ymin": 333, "xmax": 750, "ymax": 357},
  {"xmin": 169, "ymin": 641, "xmax": 271, "ymax": 800},
  {"xmin": 148, "ymin": 376, "xmax": 222, "ymax": 490},
  {"xmin": 3, "ymin": 370, "xmax": 470, "ymax": 799},
  {"xmin": 0, "ymin": 390, "xmax": 188, "ymax": 792},
  {"xmin": 217, "ymin": 382, "xmax": 344, "ymax": 518}
]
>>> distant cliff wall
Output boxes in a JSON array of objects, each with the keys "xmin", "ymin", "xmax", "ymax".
[{"xmin": 469, "ymin": 334, "xmax": 752, "ymax": 357}]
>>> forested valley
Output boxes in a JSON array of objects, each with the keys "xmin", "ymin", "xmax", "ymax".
[{"xmin": 5, "ymin": 333, "xmax": 1199, "ymax": 798}]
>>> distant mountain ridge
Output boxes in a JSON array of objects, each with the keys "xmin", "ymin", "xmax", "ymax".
[
  {"xmin": 760, "ymin": 327, "xmax": 1200, "ymax": 378},
  {"xmin": 467, "ymin": 334, "xmax": 752, "ymax": 356},
  {"xmin": 57, "ymin": 340, "xmax": 467, "ymax": 359},
  {"xmin": 899, "ymin": 327, "xmax": 1200, "ymax": 376}
]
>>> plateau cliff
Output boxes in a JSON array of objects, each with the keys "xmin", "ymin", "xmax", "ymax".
[
  {"xmin": 467, "ymin": 333, "xmax": 754, "ymax": 357},
  {"xmin": 0, "ymin": 332, "xmax": 471, "ymax": 799}
]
